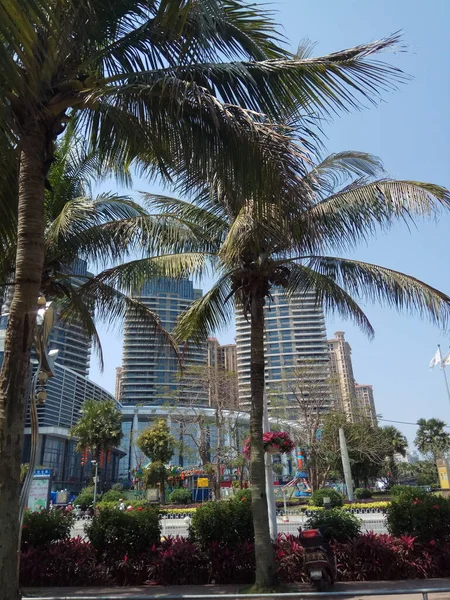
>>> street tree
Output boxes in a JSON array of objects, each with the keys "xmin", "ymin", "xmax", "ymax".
[
  {"xmin": 70, "ymin": 399, "xmax": 123, "ymax": 485},
  {"xmin": 137, "ymin": 419, "xmax": 176, "ymax": 504},
  {"xmin": 0, "ymin": 4, "xmax": 407, "ymax": 590},
  {"xmin": 415, "ymin": 418, "xmax": 450, "ymax": 462},
  {"xmin": 151, "ymin": 151, "xmax": 450, "ymax": 586}
]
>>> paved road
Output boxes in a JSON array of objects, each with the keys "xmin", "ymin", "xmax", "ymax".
[{"xmin": 22, "ymin": 579, "xmax": 450, "ymax": 599}]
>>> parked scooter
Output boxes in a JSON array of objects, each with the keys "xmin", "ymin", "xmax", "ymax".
[{"xmin": 299, "ymin": 528, "xmax": 336, "ymax": 592}]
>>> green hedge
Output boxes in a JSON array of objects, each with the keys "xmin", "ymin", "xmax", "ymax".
[
  {"xmin": 169, "ymin": 488, "xmax": 193, "ymax": 505},
  {"xmin": 310, "ymin": 488, "xmax": 344, "ymax": 508},
  {"xmin": 305, "ymin": 508, "xmax": 361, "ymax": 543},
  {"xmin": 354, "ymin": 488, "xmax": 373, "ymax": 500},
  {"xmin": 189, "ymin": 494, "xmax": 253, "ymax": 547},
  {"xmin": 22, "ymin": 510, "xmax": 74, "ymax": 548},
  {"xmin": 86, "ymin": 507, "xmax": 161, "ymax": 558}
]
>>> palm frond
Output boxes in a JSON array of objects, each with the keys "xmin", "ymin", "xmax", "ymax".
[
  {"xmin": 98, "ymin": 32, "xmax": 406, "ymax": 122},
  {"xmin": 302, "ymin": 151, "xmax": 385, "ymax": 198},
  {"xmin": 61, "ymin": 276, "xmax": 181, "ymax": 369},
  {"xmin": 174, "ymin": 272, "xmax": 234, "ymax": 344},
  {"xmin": 80, "ymin": 90, "xmax": 312, "ymax": 210},
  {"xmin": 79, "ymin": 253, "xmax": 209, "ymax": 298},
  {"xmin": 55, "ymin": 283, "xmax": 105, "ymax": 372},
  {"xmin": 283, "ymin": 261, "xmax": 375, "ymax": 338},
  {"xmin": 294, "ymin": 180, "xmax": 450, "ymax": 255},
  {"xmin": 304, "ymin": 256, "xmax": 450, "ymax": 328}
]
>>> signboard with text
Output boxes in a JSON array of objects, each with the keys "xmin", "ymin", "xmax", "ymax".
[
  {"xmin": 28, "ymin": 469, "xmax": 52, "ymax": 512},
  {"xmin": 197, "ymin": 478, "xmax": 209, "ymax": 488}
]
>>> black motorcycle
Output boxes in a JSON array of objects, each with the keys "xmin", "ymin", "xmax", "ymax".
[{"xmin": 299, "ymin": 528, "xmax": 336, "ymax": 592}]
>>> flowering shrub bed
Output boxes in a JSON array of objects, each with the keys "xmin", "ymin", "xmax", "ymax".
[
  {"xmin": 386, "ymin": 491, "xmax": 450, "ymax": 542},
  {"xmin": 20, "ymin": 533, "xmax": 450, "ymax": 587}
]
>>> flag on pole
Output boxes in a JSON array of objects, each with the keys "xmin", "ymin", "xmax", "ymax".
[
  {"xmin": 442, "ymin": 351, "xmax": 450, "ymax": 367},
  {"xmin": 429, "ymin": 348, "xmax": 441, "ymax": 369}
]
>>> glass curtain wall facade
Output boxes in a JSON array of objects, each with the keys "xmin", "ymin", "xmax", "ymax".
[{"xmin": 121, "ymin": 278, "xmax": 208, "ymax": 406}]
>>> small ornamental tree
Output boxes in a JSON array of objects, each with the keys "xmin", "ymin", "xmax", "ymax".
[
  {"xmin": 70, "ymin": 399, "xmax": 123, "ymax": 488},
  {"xmin": 138, "ymin": 420, "xmax": 175, "ymax": 504}
]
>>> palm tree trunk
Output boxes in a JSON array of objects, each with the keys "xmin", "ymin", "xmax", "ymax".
[
  {"xmin": 250, "ymin": 294, "xmax": 276, "ymax": 589},
  {"xmin": 0, "ymin": 126, "xmax": 46, "ymax": 599}
]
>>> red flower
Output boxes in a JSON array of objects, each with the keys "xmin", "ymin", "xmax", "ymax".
[
  {"xmin": 136, "ymin": 506, "xmax": 144, "ymax": 511},
  {"xmin": 430, "ymin": 540, "xmax": 436, "ymax": 546},
  {"xmin": 123, "ymin": 554, "xmax": 128, "ymax": 562},
  {"xmin": 433, "ymin": 505, "xmax": 440, "ymax": 510},
  {"xmin": 22, "ymin": 525, "xmax": 28, "ymax": 529}
]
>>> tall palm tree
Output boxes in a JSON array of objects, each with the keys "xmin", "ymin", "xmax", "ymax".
[
  {"xmin": 0, "ymin": 2, "xmax": 409, "ymax": 589},
  {"xmin": 127, "ymin": 152, "xmax": 450, "ymax": 587},
  {"xmin": 0, "ymin": 129, "xmax": 177, "ymax": 365},
  {"xmin": 415, "ymin": 418, "xmax": 450, "ymax": 462}
]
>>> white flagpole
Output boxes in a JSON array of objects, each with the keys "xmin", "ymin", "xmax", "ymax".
[{"xmin": 438, "ymin": 345, "xmax": 450, "ymax": 408}]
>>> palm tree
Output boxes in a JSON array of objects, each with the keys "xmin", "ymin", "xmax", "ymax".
[
  {"xmin": 70, "ymin": 399, "xmax": 123, "ymax": 487},
  {"xmin": 415, "ymin": 418, "xmax": 450, "ymax": 462},
  {"xmin": 0, "ymin": 129, "xmax": 177, "ymax": 364},
  {"xmin": 132, "ymin": 152, "xmax": 450, "ymax": 587},
  {"xmin": 382, "ymin": 425, "xmax": 408, "ymax": 486},
  {"xmin": 0, "ymin": 2, "xmax": 409, "ymax": 589}
]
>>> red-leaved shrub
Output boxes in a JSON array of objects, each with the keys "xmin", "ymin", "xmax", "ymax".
[
  {"xmin": 19, "ymin": 532, "xmax": 450, "ymax": 587},
  {"xmin": 20, "ymin": 537, "xmax": 110, "ymax": 587},
  {"xmin": 274, "ymin": 533, "xmax": 306, "ymax": 583},
  {"xmin": 335, "ymin": 533, "xmax": 434, "ymax": 581}
]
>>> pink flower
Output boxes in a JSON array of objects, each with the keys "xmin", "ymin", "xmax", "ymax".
[{"xmin": 430, "ymin": 540, "xmax": 436, "ymax": 546}]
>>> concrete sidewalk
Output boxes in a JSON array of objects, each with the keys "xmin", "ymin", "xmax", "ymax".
[{"xmin": 22, "ymin": 579, "xmax": 450, "ymax": 599}]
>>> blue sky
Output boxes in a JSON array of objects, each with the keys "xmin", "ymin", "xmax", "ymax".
[{"xmin": 90, "ymin": 0, "xmax": 450, "ymax": 445}]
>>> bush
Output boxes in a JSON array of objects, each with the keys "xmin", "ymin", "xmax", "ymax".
[
  {"xmin": 149, "ymin": 538, "xmax": 208, "ymax": 585},
  {"xmin": 86, "ymin": 507, "xmax": 161, "ymax": 559},
  {"xmin": 22, "ymin": 510, "xmax": 74, "ymax": 548},
  {"xmin": 354, "ymin": 488, "xmax": 372, "ymax": 500},
  {"xmin": 274, "ymin": 534, "xmax": 306, "ymax": 583},
  {"xmin": 386, "ymin": 492, "xmax": 450, "ymax": 543},
  {"xmin": 111, "ymin": 483, "xmax": 124, "ymax": 492},
  {"xmin": 101, "ymin": 489, "xmax": 123, "ymax": 503},
  {"xmin": 390, "ymin": 485, "xmax": 424, "ymax": 497},
  {"xmin": 169, "ymin": 488, "xmax": 192, "ymax": 505},
  {"xmin": 310, "ymin": 488, "xmax": 344, "ymax": 508},
  {"xmin": 19, "ymin": 534, "xmax": 450, "ymax": 587},
  {"xmin": 74, "ymin": 486, "xmax": 95, "ymax": 509},
  {"xmin": 20, "ymin": 538, "xmax": 109, "ymax": 586},
  {"xmin": 305, "ymin": 508, "xmax": 361, "ymax": 543},
  {"xmin": 189, "ymin": 495, "xmax": 253, "ymax": 547},
  {"xmin": 334, "ymin": 533, "xmax": 433, "ymax": 581}
]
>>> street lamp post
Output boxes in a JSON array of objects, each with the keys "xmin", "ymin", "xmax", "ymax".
[{"xmin": 91, "ymin": 460, "xmax": 99, "ymax": 507}]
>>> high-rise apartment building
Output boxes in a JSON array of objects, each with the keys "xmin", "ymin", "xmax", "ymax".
[
  {"xmin": 120, "ymin": 278, "xmax": 207, "ymax": 405},
  {"xmin": 327, "ymin": 331, "xmax": 358, "ymax": 421},
  {"xmin": 236, "ymin": 289, "xmax": 332, "ymax": 414},
  {"xmin": 207, "ymin": 338, "xmax": 238, "ymax": 408},
  {"xmin": 1, "ymin": 258, "xmax": 92, "ymax": 376},
  {"xmin": 47, "ymin": 258, "xmax": 92, "ymax": 377},
  {"xmin": 207, "ymin": 338, "xmax": 237, "ymax": 372},
  {"xmin": 355, "ymin": 383, "xmax": 377, "ymax": 426}
]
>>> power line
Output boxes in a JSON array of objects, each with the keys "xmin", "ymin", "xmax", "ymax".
[{"xmin": 378, "ymin": 417, "xmax": 450, "ymax": 429}]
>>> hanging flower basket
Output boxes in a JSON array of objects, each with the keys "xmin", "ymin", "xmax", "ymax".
[{"xmin": 243, "ymin": 432, "xmax": 295, "ymax": 459}]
